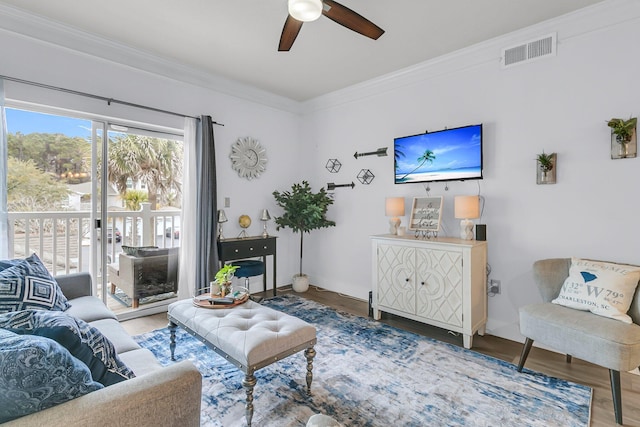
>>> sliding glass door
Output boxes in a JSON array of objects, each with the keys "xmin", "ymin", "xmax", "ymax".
[
  {"xmin": 4, "ymin": 106, "xmax": 183, "ymax": 319},
  {"xmin": 5, "ymin": 107, "xmax": 93, "ymax": 276},
  {"xmin": 98, "ymin": 122, "xmax": 183, "ymax": 319}
]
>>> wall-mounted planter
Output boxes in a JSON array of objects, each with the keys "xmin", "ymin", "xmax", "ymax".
[
  {"xmin": 608, "ymin": 117, "xmax": 637, "ymax": 159},
  {"xmin": 611, "ymin": 130, "xmax": 637, "ymax": 159},
  {"xmin": 536, "ymin": 152, "xmax": 556, "ymax": 185}
]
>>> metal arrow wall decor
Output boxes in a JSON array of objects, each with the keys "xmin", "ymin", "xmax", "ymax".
[
  {"xmin": 326, "ymin": 182, "xmax": 355, "ymax": 191},
  {"xmin": 353, "ymin": 147, "xmax": 387, "ymax": 159}
]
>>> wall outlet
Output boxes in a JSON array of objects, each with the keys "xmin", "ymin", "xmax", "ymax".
[
  {"xmin": 489, "ymin": 279, "xmax": 501, "ymax": 295},
  {"xmin": 224, "ymin": 197, "xmax": 230, "ymax": 208}
]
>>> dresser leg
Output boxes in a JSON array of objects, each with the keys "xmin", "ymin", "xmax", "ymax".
[{"xmin": 463, "ymin": 334, "xmax": 473, "ymax": 349}]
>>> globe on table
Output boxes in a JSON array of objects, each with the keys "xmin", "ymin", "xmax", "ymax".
[{"xmin": 239, "ymin": 215, "xmax": 251, "ymax": 229}]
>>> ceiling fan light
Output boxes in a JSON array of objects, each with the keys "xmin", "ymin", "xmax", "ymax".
[{"xmin": 288, "ymin": 0, "xmax": 323, "ymax": 22}]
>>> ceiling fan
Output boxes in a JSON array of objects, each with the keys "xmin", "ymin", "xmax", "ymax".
[{"xmin": 279, "ymin": 0, "xmax": 385, "ymax": 51}]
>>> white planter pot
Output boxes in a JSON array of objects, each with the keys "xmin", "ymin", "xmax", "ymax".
[{"xmin": 292, "ymin": 274, "xmax": 309, "ymax": 292}]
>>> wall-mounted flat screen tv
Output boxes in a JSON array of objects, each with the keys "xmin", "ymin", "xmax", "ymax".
[{"xmin": 394, "ymin": 124, "xmax": 483, "ymax": 184}]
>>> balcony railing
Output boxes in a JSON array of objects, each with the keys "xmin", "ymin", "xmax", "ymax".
[{"xmin": 6, "ymin": 203, "xmax": 180, "ymax": 276}]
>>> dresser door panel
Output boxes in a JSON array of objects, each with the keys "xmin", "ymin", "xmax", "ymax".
[
  {"xmin": 416, "ymin": 248, "xmax": 463, "ymax": 327},
  {"xmin": 377, "ymin": 244, "xmax": 416, "ymax": 314}
]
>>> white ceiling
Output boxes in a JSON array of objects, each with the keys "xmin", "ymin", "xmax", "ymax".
[{"xmin": 0, "ymin": 0, "xmax": 604, "ymax": 102}]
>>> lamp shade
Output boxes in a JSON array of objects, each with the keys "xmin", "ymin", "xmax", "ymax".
[
  {"xmin": 288, "ymin": 0, "xmax": 323, "ymax": 22},
  {"xmin": 260, "ymin": 209, "xmax": 271, "ymax": 221},
  {"xmin": 454, "ymin": 196, "xmax": 480, "ymax": 219},
  {"xmin": 217, "ymin": 209, "xmax": 228, "ymax": 223},
  {"xmin": 385, "ymin": 197, "xmax": 405, "ymax": 217}
]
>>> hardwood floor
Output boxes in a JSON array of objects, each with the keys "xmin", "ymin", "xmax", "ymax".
[{"xmin": 121, "ymin": 286, "xmax": 640, "ymax": 426}]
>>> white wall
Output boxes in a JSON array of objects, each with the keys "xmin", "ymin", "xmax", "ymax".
[
  {"xmin": 0, "ymin": 22, "xmax": 304, "ymax": 291},
  {"xmin": 300, "ymin": 0, "xmax": 640, "ymax": 342},
  {"xmin": 2, "ymin": 0, "xmax": 640, "ymax": 344}
]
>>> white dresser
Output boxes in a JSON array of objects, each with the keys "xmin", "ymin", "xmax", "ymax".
[{"xmin": 371, "ymin": 235, "xmax": 487, "ymax": 349}]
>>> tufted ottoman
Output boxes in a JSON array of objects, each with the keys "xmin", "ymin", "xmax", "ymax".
[{"xmin": 167, "ymin": 298, "xmax": 317, "ymax": 426}]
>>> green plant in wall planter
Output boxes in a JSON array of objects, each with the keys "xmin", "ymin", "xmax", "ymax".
[
  {"xmin": 607, "ymin": 117, "xmax": 637, "ymax": 158},
  {"xmin": 272, "ymin": 181, "xmax": 335, "ymax": 292},
  {"xmin": 536, "ymin": 151, "xmax": 556, "ymax": 184},
  {"xmin": 537, "ymin": 152, "xmax": 554, "ymax": 172}
]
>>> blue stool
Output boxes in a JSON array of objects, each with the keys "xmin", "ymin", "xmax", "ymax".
[{"xmin": 232, "ymin": 259, "xmax": 265, "ymax": 295}]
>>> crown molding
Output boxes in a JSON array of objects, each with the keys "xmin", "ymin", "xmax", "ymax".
[
  {"xmin": 300, "ymin": 0, "xmax": 639, "ymax": 114},
  {"xmin": 0, "ymin": 3, "xmax": 302, "ymax": 114},
  {"xmin": 1, "ymin": 1, "xmax": 636, "ymax": 116}
]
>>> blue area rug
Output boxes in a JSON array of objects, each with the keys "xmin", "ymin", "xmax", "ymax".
[{"xmin": 134, "ymin": 295, "xmax": 592, "ymax": 426}]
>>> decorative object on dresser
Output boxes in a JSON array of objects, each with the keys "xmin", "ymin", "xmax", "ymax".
[
  {"xmin": 475, "ymin": 223, "xmax": 487, "ymax": 241},
  {"xmin": 371, "ymin": 235, "xmax": 488, "ymax": 349},
  {"xmin": 259, "ymin": 209, "xmax": 271, "ymax": 237},
  {"xmin": 385, "ymin": 197, "xmax": 405, "ymax": 235},
  {"xmin": 607, "ymin": 116, "xmax": 637, "ymax": 159},
  {"xmin": 217, "ymin": 209, "xmax": 228, "ymax": 239},
  {"xmin": 454, "ymin": 195, "xmax": 480, "ymax": 240},
  {"xmin": 238, "ymin": 214, "xmax": 252, "ymax": 238},
  {"xmin": 273, "ymin": 181, "xmax": 335, "ymax": 292},
  {"xmin": 408, "ymin": 196, "xmax": 443, "ymax": 238},
  {"xmin": 536, "ymin": 151, "xmax": 556, "ymax": 184}
]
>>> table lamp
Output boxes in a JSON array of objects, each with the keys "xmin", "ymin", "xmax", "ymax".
[
  {"xmin": 454, "ymin": 195, "xmax": 480, "ymax": 240},
  {"xmin": 260, "ymin": 209, "xmax": 271, "ymax": 238},
  {"xmin": 217, "ymin": 209, "xmax": 228, "ymax": 240},
  {"xmin": 385, "ymin": 197, "xmax": 405, "ymax": 235}
]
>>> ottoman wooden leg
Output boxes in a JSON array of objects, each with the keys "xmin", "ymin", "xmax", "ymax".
[
  {"xmin": 242, "ymin": 373, "xmax": 257, "ymax": 427},
  {"xmin": 132, "ymin": 298, "xmax": 139, "ymax": 309},
  {"xmin": 305, "ymin": 345, "xmax": 316, "ymax": 395},
  {"xmin": 168, "ymin": 322, "xmax": 177, "ymax": 361}
]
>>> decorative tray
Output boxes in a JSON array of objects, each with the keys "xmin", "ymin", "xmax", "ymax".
[{"xmin": 192, "ymin": 293, "xmax": 249, "ymax": 309}]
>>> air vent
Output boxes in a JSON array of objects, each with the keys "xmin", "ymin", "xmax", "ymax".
[{"xmin": 502, "ymin": 33, "xmax": 556, "ymax": 68}]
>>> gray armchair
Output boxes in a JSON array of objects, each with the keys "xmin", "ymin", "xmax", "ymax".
[
  {"xmin": 518, "ymin": 258, "xmax": 640, "ymax": 425},
  {"xmin": 108, "ymin": 247, "xmax": 179, "ymax": 308}
]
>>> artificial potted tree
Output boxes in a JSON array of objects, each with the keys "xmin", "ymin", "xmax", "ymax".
[
  {"xmin": 607, "ymin": 117, "xmax": 637, "ymax": 158},
  {"xmin": 272, "ymin": 181, "xmax": 336, "ymax": 292}
]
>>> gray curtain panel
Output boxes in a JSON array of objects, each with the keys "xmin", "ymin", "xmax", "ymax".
[
  {"xmin": 0, "ymin": 79, "xmax": 8, "ymax": 259},
  {"xmin": 195, "ymin": 115, "xmax": 218, "ymax": 293}
]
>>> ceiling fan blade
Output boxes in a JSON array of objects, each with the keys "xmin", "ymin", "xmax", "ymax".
[
  {"xmin": 322, "ymin": 0, "xmax": 384, "ymax": 40},
  {"xmin": 279, "ymin": 15, "xmax": 304, "ymax": 51}
]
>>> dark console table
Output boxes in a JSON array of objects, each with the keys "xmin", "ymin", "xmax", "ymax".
[{"xmin": 217, "ymin": 236, "xmax": 277, "ymax": 296}]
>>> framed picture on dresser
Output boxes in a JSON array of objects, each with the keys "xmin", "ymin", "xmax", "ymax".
[{"xmin": 409, "ymin": 197, "xmax": 443, "ymax": 232}]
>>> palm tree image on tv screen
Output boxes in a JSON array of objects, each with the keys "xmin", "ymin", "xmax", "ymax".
[{"xmin": 394, "ymin": 124, "xmax": 483, "ymax": 184}]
